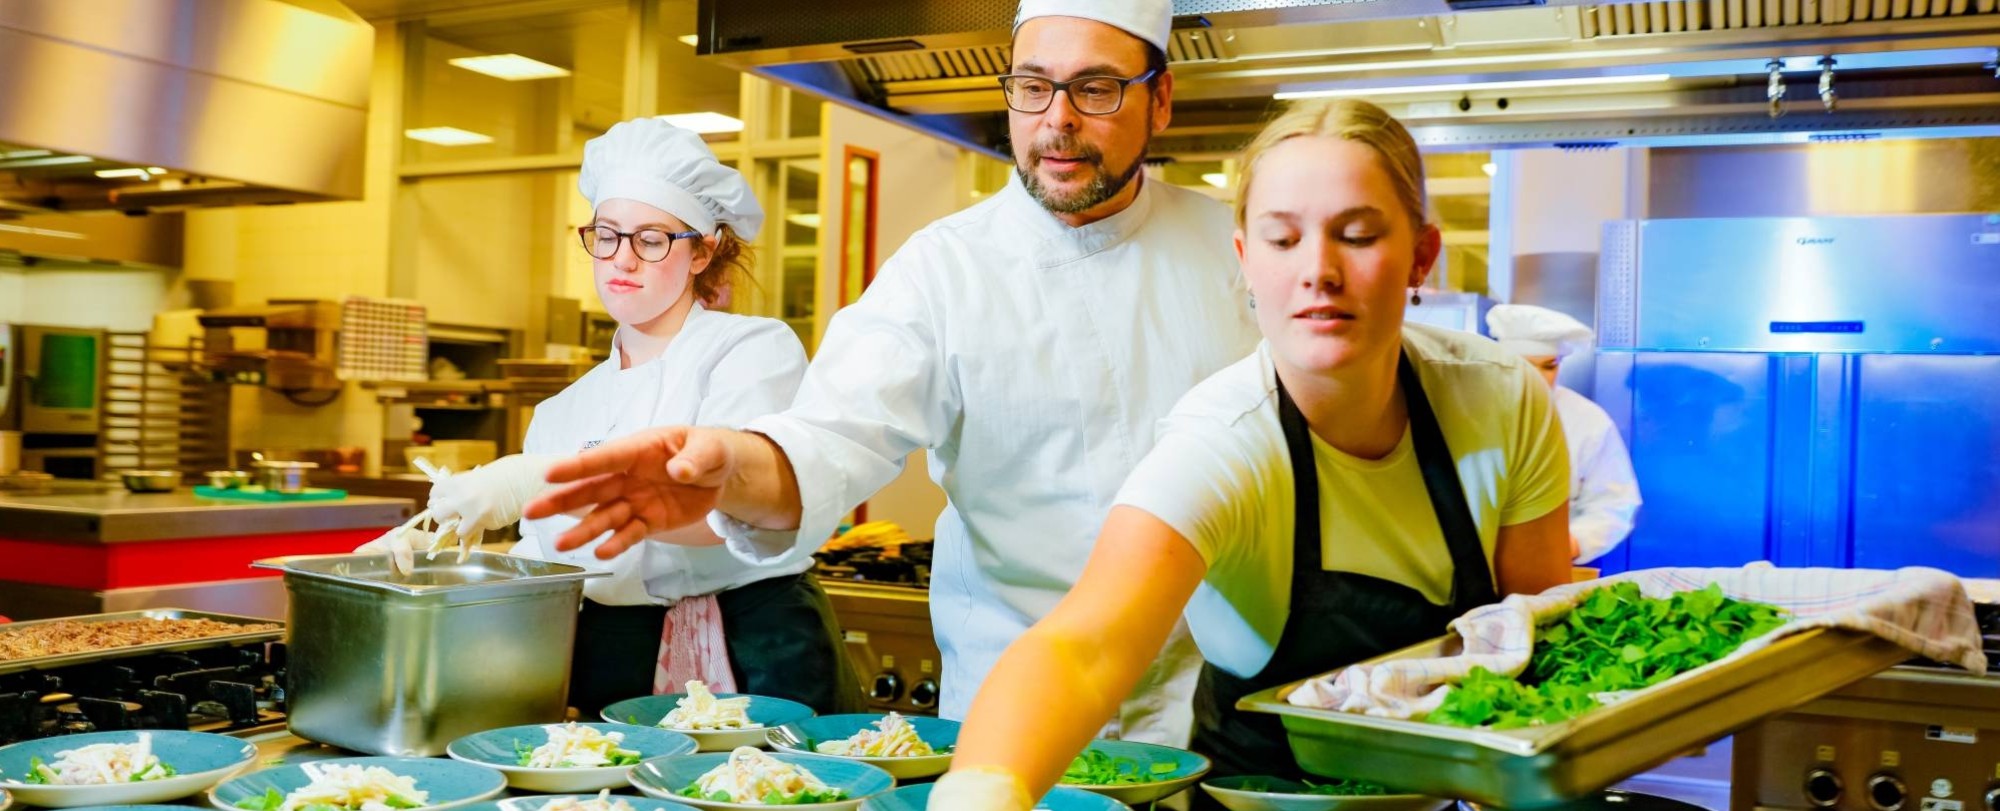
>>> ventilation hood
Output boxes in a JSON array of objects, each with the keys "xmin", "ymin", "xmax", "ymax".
[
  {"xmin": 696, "ymin": 0, "xmax": 2000, "ymax": 155},
  {"xmin": 0, "ymin": 0, "xmax": 373, "ymax": 217}
]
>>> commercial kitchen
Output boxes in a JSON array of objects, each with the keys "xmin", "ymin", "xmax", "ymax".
[{"xmin": 0, "ymin": 0, "xmax": 1997, "ymax": 810}]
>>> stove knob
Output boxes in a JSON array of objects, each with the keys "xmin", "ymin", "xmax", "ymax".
[
  {"xmin": 909, "ymin": 678, "xmax": 939, "ymax": 710},
  {"xmin": 869, "ymin": 672, "xmax": 904, "ymax": 703},
  {"xmin": 1867, "ymin": 773, "xmax": 1907, "ymax": 811},
  {"xmin": 1804, "ymin": 769, "xmax": 1843, "ymax": 808}
]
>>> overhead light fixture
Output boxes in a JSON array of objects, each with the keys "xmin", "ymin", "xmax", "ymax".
[
  {"xmin": 0, "ymin": 223, "xmax": 85, "ymax": 239},
  {"xmin": 1201, "ymin": 172, "xmax": 1229, "ymax": 188},
  {"xmin": 448, "ymin": 54, "xmax": 571, "ymax": 81},
  {"xmin": 656, "ymin": 112, "xmax": 745, "ymax": 134},
  {"xmin": 786, "ymin": 213, "xmax": 822, "ymax": 229},
  {"xmin": 1481, "ymin": 162, "xmax": 1497, "ymax": 177},
  {"xmin": 0, "ymin": 154, "xmax": 91, "ymax": 169},
  {"xmin": 404, "ymin": 126, "xmax": 495, "ymax": 146},
  {"xmin": 0, "ymin": 148, "xmax": 52, "ymax": 160},
  {"xmin": 146, "ymin": 167, "xmax": 167, "ymax": 175},
  {"xmin": 1276, "ymin": 74, "xmax": 1673, "ymax": 100},
  {"xmin": 678, "ymin": 34, "xmax": 699, "ymax": 47},
  {"xmin": 94, "ymin": 168, "xmax": 153, "ymax": 179}
]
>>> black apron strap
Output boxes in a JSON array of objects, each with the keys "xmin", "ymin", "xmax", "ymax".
[{"xmin": 1396, "ymin": 352, "xmax": 1499, "ymax": 610}]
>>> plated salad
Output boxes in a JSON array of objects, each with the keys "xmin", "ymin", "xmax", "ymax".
[
  {"xmin": 537, "ymin": 790, "xmax": 637, "ymax": 811},
  {"xmin": 811, "ymin": 714, "xmax": 937, "ymax": 758},
  {"xmin": 662, "ymin": 682, "xmax": 757, "ymax": 731},
  {"xmin": 1060, "ymin": 750, "xmax": 1175, "ymax": 787},
  {"xmin": 233, "ymin": 763, "xmax": 428, "ymax": 811},
  {"xmin": 12, "ymin": 732, "xmax": 177, "ymax": 785},
  {"xmin": 517, "ymin": 724, "xmax": 643, "ymax": 769},
  {"xmin": 678, "ymin": 747, "xmax": 846, "ymax": 805}
]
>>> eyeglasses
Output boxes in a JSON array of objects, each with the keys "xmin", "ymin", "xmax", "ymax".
[
  {"xmin": 997, "ymin": 69, "xmax": 1159, "ymax": 115},
  {"xmin": 578, "ymin": 225, "xmax": 701, "ymax": 262}
]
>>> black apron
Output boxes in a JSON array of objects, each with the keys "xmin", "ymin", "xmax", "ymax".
[
  {"xmin": 566, "ymin": 571, "xmax": 865, "ymax": 718},
  {"xmin": 1191, "ymin": 353, "xmax": 1499, "ymax": 798}
]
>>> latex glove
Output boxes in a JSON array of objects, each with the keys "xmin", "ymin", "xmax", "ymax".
[
  {"xmin": 356, "ymin": 511, "xmax": 435, "ymax": 575},
  {"xmin": 427, "ymin": 453, "xmax": 560, "ymax": 554},
  {"xmin": 926, "ymin": 767, "xmax": 1034, "ymax": 811}
]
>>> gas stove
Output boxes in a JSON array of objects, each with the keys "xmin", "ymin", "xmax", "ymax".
[
  {"xmin": 0, "ymin": 643, "xmax": 287, "ymax": 744},
  {"xmin": 814, "ymin": 541, "xmax": 933, "ymax": 590},
  {"xmin": 1735, "ymin": 602, "xmax": 2000, "ymax": 811}
]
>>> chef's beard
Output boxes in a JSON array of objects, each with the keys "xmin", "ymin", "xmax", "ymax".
[{"xmin": 1017, "ymin": 131, "xmax": 1149, "ymax": 216}]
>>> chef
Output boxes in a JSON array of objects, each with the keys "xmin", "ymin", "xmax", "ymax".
[
  {"xmin": 365, "ymin": 118, "xmax": 861, "ymax": 718},
  {"xmin": 1486, "ymin": 304, "xmax": 1642, "ymax": 564},
  {"xmin": 524, "ymin": 0, "xmax": 1260, "ymax": 749}
]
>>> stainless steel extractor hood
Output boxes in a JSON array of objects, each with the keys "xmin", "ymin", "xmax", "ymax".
[
  {"xmin": 0, "ymin": 0, "xmax": 374, "ymax": 216},
  {"xmin": 696, "ymin": 0, "xmax": 2000, "ymax": 155}
]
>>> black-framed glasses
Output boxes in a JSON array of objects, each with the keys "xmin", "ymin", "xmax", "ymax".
[
  {"xmin": 578, "ymin": 225, "xmax": 701, "ymax": 262},
  {"xmin": 998, "ymin": 68, "xmax": 1159, "ymax": 115}
]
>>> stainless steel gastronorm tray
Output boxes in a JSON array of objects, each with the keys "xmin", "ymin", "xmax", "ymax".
[
  {"xmin": 1239, "ymin": 627, "xmax": 1911, "ymax": 809},
  {"xmin": 0, "ymin": 608, "xmax": 283, "ymax": 676}
]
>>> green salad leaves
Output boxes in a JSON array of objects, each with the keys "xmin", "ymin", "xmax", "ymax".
[
  {"xmin": 1240, "ymin": 777, "xmax": 1393, "ymax": 796},
  {"xmin": 1059, "ymin": 749, "xmax": 1179, "ymax": 786},
  {"xmin": 1431, "ymin": 583, "xmax": 1789, "ymax": 729},
  {"xmin": 677, "ymin": 783, "xmax": 847, "ymax": 805}
]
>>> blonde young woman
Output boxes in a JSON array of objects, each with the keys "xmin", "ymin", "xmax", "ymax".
[{"xmin": 927, "ymin": 100, "xmax": 1575, "ymax": 810}]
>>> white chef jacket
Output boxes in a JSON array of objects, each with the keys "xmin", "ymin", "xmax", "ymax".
[
  {"xmin": 717, "ymin": 174, "xmax": 1260, "ymax": 747},
  {"xmin": 514, "ymin": 303, "xmax": 814, "ymax": 606},
  {"xmin": 1553, "ymin": 385, "xmax": 1641, "ymax": 564}
]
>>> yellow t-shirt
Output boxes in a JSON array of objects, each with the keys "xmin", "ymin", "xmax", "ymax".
[{"xmin": 1113, "ymin": 323, "xmax": 1570, "ymax": 677}]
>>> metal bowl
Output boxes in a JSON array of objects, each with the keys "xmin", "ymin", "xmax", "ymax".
[
  {"xmin": 204, "ymin": 470, "xmax": 253, "ymax": 489},
  {"xmin": 119, "ymin": 470, "xmax": 181, "ymax": 493},
  {"xmin": 254, "ymin": 461, "xmax": 317, "ymax": 493}
]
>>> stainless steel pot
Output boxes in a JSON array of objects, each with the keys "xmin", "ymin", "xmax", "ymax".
[
  {"xmin": 254, "ymin": 552, "xmax": 607, "ymax": 756},
  {"xmin": 119, "ymin": 470, "xmax": 181, "ymax": 492},
  {"xmin": 253, "ymin": 460, "xmax": 317, "ymax": 493}
]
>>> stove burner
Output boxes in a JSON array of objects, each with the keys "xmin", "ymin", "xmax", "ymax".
[{"xmin": 0, "ymin": 642, "xmax": 287, "ymax": 743}]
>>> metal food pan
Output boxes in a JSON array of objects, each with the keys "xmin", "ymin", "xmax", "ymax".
[
  {"xmin": 0, "ymin": 608, "xmax": 284, "ymax": 675},
  {"xmin": 1239, "ymin": 627, "xmax": 1911, "ymax": 809}
]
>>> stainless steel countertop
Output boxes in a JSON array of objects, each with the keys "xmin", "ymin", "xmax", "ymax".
[{"xmin": 0, "ymin": 490, "xmax": 415, "ymax": 544}]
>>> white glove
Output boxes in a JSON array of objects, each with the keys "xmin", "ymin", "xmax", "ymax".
[
  {"xmin": 926, "ymin": 767, "xmax": 1034, "ymax": 811},
  {"xmin": 428, "ymin": 453, "xmax": 560, "ymax": 546}
]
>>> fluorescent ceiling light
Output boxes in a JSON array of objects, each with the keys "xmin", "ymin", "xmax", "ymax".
[
  {"xmin": 0, "ymin": 223, "xmax": 84, "ymax": 239},
  {"xmin": 448, "ymin": 53, "xmax": 571, "ymax": 81},
  {"xmin": 1201, "ymin": 172, "xmax": 1229, "ymax": 188},
  {"xmin": 146, "ymin": 167, "xmax": 167, "ymax": 175},
  {"xmin": 404, "ymin": 126, "xmax": 495, "ymax": 146},
  {"xmin": 1481, "ymin": 162, "xmax": 1497, "ymax": 177},
  {"xmin": 678, "ymin": 34, "xmax": 699, "ymax": 47},
  {"xmin": 786, "ymin": 213, "xmax": 822, "ymax": 229},
  {"xmin": 0, "ymin": 154, "xmax": 91, "ymax": 169},
  {"xmin": 0, "ymin": 149, "xmax": 51, "ymax": 159},
  {"xmin": 94, "ymin": 168, "xmax": 152, "ymax": 179},
  {"xmin": 656, "ymin": 112, "xmax": 745, "ymax": 134},
  {"xmin": 1277, "ymin": 74, "xmax": 1672, "ymax": 100}
]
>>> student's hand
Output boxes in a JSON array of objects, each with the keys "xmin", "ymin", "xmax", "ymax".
[
  {"xmin": 926, "ymin": 767, "xmax": 1034, "ymax": 811},
  {"xmin": 524, "ymin": 426, "xmax": 737, "ymax": 559}
]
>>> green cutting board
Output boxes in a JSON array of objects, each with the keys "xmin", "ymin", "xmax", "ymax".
[{"xmin": 194, "ymin": 485, "xmax": 348, "ymax": 502}]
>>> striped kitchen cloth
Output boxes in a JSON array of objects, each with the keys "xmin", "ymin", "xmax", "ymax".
[{"xmin": 1288, "ymin": 565, "xmax": 1988, "ymax": 718}]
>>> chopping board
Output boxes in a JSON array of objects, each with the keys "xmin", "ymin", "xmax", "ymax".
[{"xmin": 194, "ymin": 485, "xmax": 347, "ymax": 502}]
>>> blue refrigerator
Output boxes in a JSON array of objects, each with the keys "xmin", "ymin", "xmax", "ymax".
[{"xmin": 1591, "ymin": 213, "xmax": 2000, "ymax": 577}]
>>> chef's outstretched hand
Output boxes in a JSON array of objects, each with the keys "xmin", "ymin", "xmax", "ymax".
[{"xmin": 523, "ymin": 426, "xmax": 735, "ymax": 559}]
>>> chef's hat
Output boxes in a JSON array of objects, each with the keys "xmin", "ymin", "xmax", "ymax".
[
  {"xmin": 577, "ymin": 118, "xmax": 764, "ymax": 240},
  {"xmin": 1015, "ymin": 0, "xmax": 1173, "ymax": 53},
  {"xmin": 1486, "ymin": 304, "xmax": 1596, "ymax": 358}
]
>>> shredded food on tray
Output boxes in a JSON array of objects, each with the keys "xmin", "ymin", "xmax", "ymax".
[
  {"xmin": 678, "ymin": 747, "xmax": 846, "ymax": 805},
  {"xmin": 0, "ymin": 618, "xmax": 280, "ymax": 661},
  {"xmin": 231, "ymin": 763, "xmax": 429, "ymax": 811},
  {"xmin": 516, "ymin": 723, "xmax": 642, "ymax": 769},
  {"xmin": 812, "ymin": 713, "xmax": 936, "ymax": 758},
  {"xmin": 9, "ymin": 732, "xmax": 177, "ymax": 785},
  {"xmin": 660, "ymin": 681, "xmax": 757, "ymax": 731}
]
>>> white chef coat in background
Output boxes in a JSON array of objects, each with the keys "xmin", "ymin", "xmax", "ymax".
[{"xmin": 1554, "ymin": 385, "xmax": 1642, "ymax": 564}]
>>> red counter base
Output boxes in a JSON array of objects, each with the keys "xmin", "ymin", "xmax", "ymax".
[{"xmin": 0, "ymin": 529, "xmax": 382, "ymax": 590}]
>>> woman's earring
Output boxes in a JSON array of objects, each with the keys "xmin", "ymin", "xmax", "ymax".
[
  {"xmin": 1410, "ymin": 288, "xmax": 1422, "ymax": 306},
  {"xmin": 1248, "ymin": 292, "xmax": 1257, "ymax": 310}
]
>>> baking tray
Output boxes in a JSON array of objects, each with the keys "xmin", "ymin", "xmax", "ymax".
[
  {"xmin": 1239, "ymin": 627, "xmax": 1911, "ymax": 809},
  {"xmin": 0, "ymin": 608, "xmax": 284, "ymax": 675}
]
